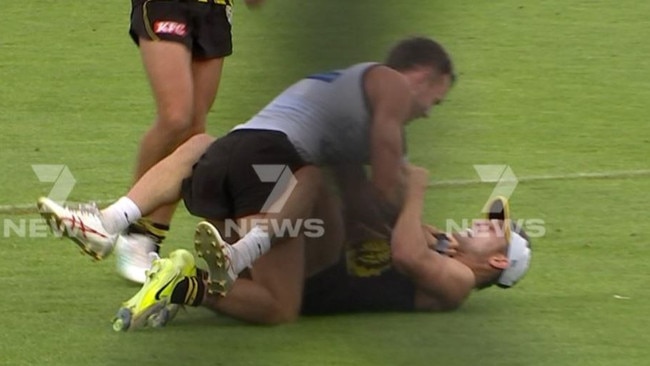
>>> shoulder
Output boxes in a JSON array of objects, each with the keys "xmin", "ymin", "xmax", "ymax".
[
  {"xmin": 363, "ymin": 65, "xmax": 409, "ymax": 96},
  {"xmin": 362, "ymin": 65, "xmax": 412, "ymax": 118}
]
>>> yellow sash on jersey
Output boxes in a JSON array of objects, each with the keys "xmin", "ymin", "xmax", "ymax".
[
  {"xmin": 197, "ymin": 0, "xmax": 231, "ymax": 5},
  {"xmin": 346, "ymin": 239, "xmax": 392, "ymax": 278}
]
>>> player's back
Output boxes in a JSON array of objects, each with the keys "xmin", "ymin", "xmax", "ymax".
[{"xmin": 233, "ymin": 62, "xmax": 379, "ymax": 165}]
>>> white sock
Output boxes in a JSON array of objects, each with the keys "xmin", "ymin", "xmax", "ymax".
[
  {"xmin": 226, "ymin": 226, "xmax": 271, "ymax": 275},
  {"xmin": 100, "ymin": 197, "xmax": 142, "ymax": 234}
]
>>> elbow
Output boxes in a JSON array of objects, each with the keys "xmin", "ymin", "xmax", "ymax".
[{"xmin": 391, "ymin": 243, "xmax": 418, "ymax": 275}]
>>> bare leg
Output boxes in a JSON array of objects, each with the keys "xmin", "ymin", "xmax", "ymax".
[
  {"xmin": 198, "ymin": 175, "xmax": 352, "ymax": 324},
  {"xmin": 146, "ymin": 57, "xmax": 225, "ymax": 227},
  {"xmin": 127, "ymin": 134, "xmax": 215, "ymax": 216},
  {"xmin": 201, "ymin": 278, "xmax": 296, "ymax": 325},
  {"xmin": 99, "ymin": 134, "xmax": 214, "ymax": 238},
  {"xmin": 211, "ymin": 234, "xmax": 306, "ymax": 324},
  {"xmin": 133, "ymin": 39, "xmax": 194, "ymax": 183}
]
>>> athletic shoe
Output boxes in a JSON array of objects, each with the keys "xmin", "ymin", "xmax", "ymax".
[
  {"xmin": 115, "ymin": 233, "xmax": 159, "ymax": 284},
  {"xmin": 37, "ymin": 197, "xmax": 116, "ymax": 260},
  {"xmin": 194, "ymin": 221, "xmax": 236, "ymax": 297},
  {"xmin": 112, "ymin": 249, "xmax": 196, "ymax": 331}
]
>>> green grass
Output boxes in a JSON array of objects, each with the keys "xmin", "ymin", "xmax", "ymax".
[{"xmin": 2, "ymin": 0, "xmax": 650, "ymax": 365}]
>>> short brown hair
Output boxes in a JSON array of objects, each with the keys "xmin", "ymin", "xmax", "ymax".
[{"xmin": 385, "ymin": 36, "xmax": 455, "ymax": 82}]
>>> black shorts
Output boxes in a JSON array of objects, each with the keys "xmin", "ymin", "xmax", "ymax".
[
  {"xmin": 181, "ymin": 129, "xmax": 308, "ymax": 220},
  {"xmin": 130, "ymin": 0, "xmax": 233, "ymax": 59}
]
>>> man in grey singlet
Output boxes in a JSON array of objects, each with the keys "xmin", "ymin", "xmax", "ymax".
[{"xmin": 178, "ymin": 36, "xmax": 455, "ymax": 324}]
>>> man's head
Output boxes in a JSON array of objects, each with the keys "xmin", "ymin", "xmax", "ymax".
[
  {"xmin": 450, "ymin": 197, "xmax": 532, "ymax": 289},
  {"xmin": 385, "ymin": 36, "xmax": 455, "ymax": 118}
]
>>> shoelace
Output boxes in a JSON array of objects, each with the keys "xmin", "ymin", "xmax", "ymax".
[
  {"xmin": 66, "ymin": 201, "xmax": 100, "ymax": 214},
  {"xmin": 144, "ymin": 255, "xmax": 163, "ymax": 279}
]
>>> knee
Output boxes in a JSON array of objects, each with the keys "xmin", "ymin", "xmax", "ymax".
[
  {"xmin": 177, "ymin": 116, "xmax": 208, "ymax": 143},
  {"xmin": 189, "ymin": 115, "xmax": 208, "ymax": 136},
  {"xmin": 154, "ymin": 108, "xmax": 193, "ymax": 138},
  {"xmin": 252, "ymin": 292, "xmax": 302, "ymax": 325},
  {"xmin": 258, "ymin": 305, "xmax": 300, "ymax": 325}
]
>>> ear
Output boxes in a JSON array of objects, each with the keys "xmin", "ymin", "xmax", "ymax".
[
  {"xmin": 410, "ymin": 65, "xmax": 434, "ymax": 83},
  {"xmin": 488, "ymin": 254, "xmax": 509, "ymax": 270}
]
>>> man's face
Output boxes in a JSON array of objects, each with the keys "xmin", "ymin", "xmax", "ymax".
[
  {"xmin": 453, "ymin": 219, "xmax": 509, "ymax": 258},
  {"xmin": 415, "ymin": 70, "xmax": 453, "ymax": 118}
]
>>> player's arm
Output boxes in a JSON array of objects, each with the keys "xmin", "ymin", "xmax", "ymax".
[
  {"xmin": 364, "ymin": 66, "xmax": 411, "ymax": 207},
  {"xmin": 331, "ymin": 164, "xmax": 400, "ymax": 232},
  {"xmin": 390, "ymin": 166, "xmax": 475, "ymax": 311}
]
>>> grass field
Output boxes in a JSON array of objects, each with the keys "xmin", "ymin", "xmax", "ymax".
[{"xmin": 1, "ymin": 0, "xmax": 650, "ymax": 365}]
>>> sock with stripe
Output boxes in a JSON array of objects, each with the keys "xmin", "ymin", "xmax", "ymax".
[
  {"xmin": 170, "ymin": 269, "xmax": 207, "ymax": 306},
  {"xmin": 128, "ymin": 217, "xmax": 170, "ymax": 247}
]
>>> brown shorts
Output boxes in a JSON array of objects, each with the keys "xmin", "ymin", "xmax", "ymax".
[{"xmin": 129, "ymin": 0, "xmax": 233, "ymax": 59}]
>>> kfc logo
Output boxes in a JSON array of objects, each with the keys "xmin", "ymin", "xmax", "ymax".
[{"xmin": 154, "ymin": 21, "xmax": 187, "ymax": 36}]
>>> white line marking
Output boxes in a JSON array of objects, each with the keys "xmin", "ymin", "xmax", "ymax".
[
  {"xmin": 0, "ymin": 200, "xmax": 115, "ymax": 214},
  {"xmin": 428, "ymin": 169, "xmax": 650, "ymax": 187},
  {"xmin": 1, "ymin": 169, "xmax": 649, "ymax": 214}
]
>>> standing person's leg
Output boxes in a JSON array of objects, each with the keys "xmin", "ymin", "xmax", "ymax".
[
  {"xmin": 133, "ymin": 39, "xmax": 194, "ymax": 181},
  {"xmin": 139, "ymin": 57, "xmax": 226, "ymax": 239},
  {"xmin": 119, "ymin": 1, "xmax": 198, "ymax": 273},
  {"xmin": 129, "ymin": 0, "xmax": 200, "ymax": 182},
  {"xmin": 133, "ymin": 1, "xmax": 232, "ymax": 240},
  {"xmin": 114, "ymin": 37, "xmax": 197, "ymax": 281},
  {"xmin": 141, "ymin": 0, "xmax": 232, "ymax": 237},
  {"xmin": 118, "ymin": 1, "xmax": 233, "ymax": 282}
]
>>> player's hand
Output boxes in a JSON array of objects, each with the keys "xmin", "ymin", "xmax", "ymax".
[
  {"xmin": 422, "ymin": 224, "xmax": 438, "ymax": 248},
  {"xmin": 422, "ymin": 225, "xmax": 459, "ymax": 257},
  {"xmin": 442, "ymin": 234, "xmax": 459, "ymax": 257},
  {"xmin": 405, "ymin": 165, "xmax": 429, "ymax": 189}
]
